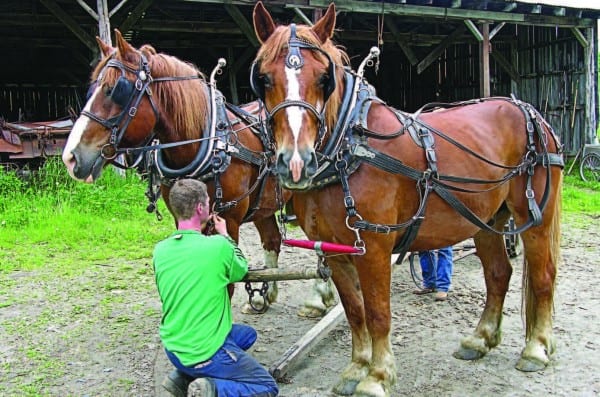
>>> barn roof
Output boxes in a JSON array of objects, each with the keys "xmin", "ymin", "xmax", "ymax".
[{"xmin": 0, "ymin": 1, "xmax": 597, "ymax": 86}]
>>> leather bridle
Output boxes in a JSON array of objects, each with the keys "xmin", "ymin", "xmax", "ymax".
[{"xmin": 81, "ymin": 52, "xmax": 201, "ymax": 160}]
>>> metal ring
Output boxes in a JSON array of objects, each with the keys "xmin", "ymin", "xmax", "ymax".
[{"xmin": 101, "ymin": 143, "xmax": 118, "ymax": 160}]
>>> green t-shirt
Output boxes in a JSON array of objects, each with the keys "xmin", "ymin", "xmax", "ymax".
[{"xmin": 152, "ymin": 230, "xmax": 248, "ymax": 366}]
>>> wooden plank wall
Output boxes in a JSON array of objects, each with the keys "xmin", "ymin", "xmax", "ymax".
[
  {"xmin": 0, "ymin": 86, "xmax": 85, "ymax": 122},
  {"xmin": 365, "ymin": 25, "xmax": 586, "ymax": 155},
  {"xmin": 512, "ymin": 26, "xmax": 584, "ymax": 155}
]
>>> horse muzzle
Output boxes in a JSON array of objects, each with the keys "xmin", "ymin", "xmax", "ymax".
[
  {"xmin": 66, "ymin": 146, "xmax": 106, "ymax": 183},
  {"xmin": 275, "ymin": 149, "xmax": 318, "ymax": 190}
]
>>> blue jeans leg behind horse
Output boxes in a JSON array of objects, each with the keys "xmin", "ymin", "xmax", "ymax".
[
  {"xmin": 434, "ymin": 246, "xmax": 453, "ymax": 292},
  {"xmin": 165, "ymin": 324, "xmax": 279, "ymax": 397},
  {"xmin": 418, "ymin": 251, "xmax": 437, "ymax": 289}
]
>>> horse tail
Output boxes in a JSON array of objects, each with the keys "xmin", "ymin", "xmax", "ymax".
[{"xmin": 522, "ymin": 169, "xmax": 562, "ymax": 339}]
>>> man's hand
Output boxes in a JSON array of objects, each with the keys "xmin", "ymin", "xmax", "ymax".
[{"xmin": 210, "ymin": 214, "xmax": 228, "ymax": 236}]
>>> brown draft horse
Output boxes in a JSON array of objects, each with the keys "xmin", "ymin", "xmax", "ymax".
[
  {"xmin": 252, "ymin": 2, "xmax": 563, "ymax": 396},
  {"xmin": 61, "ymin": 30, "xmax": 325, "ymax": 313}
]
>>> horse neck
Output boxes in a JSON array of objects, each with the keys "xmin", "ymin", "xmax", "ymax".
[{"xmin": 152, "ymin": 77, "xmax": 210, "ymax": 162}]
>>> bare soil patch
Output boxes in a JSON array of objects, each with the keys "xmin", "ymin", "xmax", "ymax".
[{"xmin": 1, "ymin": 213, "xmax": 598, "ymax": 396}]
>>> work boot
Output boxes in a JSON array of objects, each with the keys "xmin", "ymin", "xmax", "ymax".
[
  {"xmin": 188, "ymin": 377, "xmax": 216, "ymax": 397},
  {"xmin": 162, "ymin": 369, "xmax": 193, "ymax": 397},
  {"xmin": 434, "ymin": 291, "xmax": 448, "ymax": 301}
]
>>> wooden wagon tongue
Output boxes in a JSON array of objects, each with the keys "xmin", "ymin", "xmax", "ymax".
[{"xmin": 283, "ymin": 239, "xmax": 364, "ymax": 255}]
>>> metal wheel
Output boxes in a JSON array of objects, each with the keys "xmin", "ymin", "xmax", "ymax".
[{"xmin": 579, "ymin": 152, "xmax": 600, "ymax": 182}]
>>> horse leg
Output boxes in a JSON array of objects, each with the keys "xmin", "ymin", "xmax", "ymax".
[
  {"xmin": 515, "ymin": 192, "xmax": 561, "ymax": 371},
  {"xmin": 328, "ymin": 259, "xmax": 372, "ymax": 396},
  {"xmin": 351, "ymin": 254, "xmax": 396, "ymax": 397},
  {"xmin": 297, "ymin": 278, "xmax": 337, "ymax": 318},
  {"xmin": 241, "ymin": 215, "xmax": 281, "ymax": 314},
  {"xmin": 454, "ymin": 217, "xmax": 512, "ymax": 361}
]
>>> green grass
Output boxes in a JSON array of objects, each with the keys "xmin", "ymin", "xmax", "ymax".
[
  {"xmin": 0, "ymin": 158, "xmax": 172, "ymax": 274},
  {"xmin": 1, "ymin": 157, "xmax": 598, "ymax": 275}
]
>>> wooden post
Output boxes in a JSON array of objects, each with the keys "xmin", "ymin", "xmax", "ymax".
[
  {"xmin": 97, "ymin": 0, "xmax": 111, "ymax": 46},
  {"xmin": 479, "ymin": 23, "xmax": 490, "ymax": 97}
]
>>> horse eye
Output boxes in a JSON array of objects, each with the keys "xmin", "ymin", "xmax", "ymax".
[
  {"xmin": 103, "ymin": 85, "xmax": 113, "ymax": 97},
  {"xmin": 318, "ymin": 73, "xmax": 330, "ymax": 87},
  {"xmin": 261, "ymin": 74, "xmax": 272, "ymax": 89}
]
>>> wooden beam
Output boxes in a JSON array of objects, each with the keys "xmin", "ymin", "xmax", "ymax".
[
  {"xmin": 76, "ymin": 0, "xmax": 98, "ymax": 20},
  {"xmin": 269, "ymin": 302, "xmax": 345, "ymax": 380},
  {"xmin": 385, "ymin": 19, "xmax": 418, "ymax": 66},
  {"xmin": 109, "ymin": 0, "xmax": 129, "ymax": 18},
  {"xmin": 97, "ymin": 0, "xmax": 112, "ymax": 46},
  {"xmin": 479, "ymin": 23, "xmax": 490, "ymax": 97},
  {"xmin": 223, "ymin": 3, "xmax": 260, "ymax": 48},
  {"xmin": 489, "ymin": 22, "xmax": 506, "ymax": 40},
  {"xmin": 490, "ymin": 50, "xmax": 520, "ymax": 83},
  {"xmin": 307, "ymin": 0, "xmax": 595, "ymax": 28},
  {"xmin": 464, "ymin": 20, "xmax": 483, "ymax": 42},
  {"xmin": 417, "ymin": 25, "xmax": 465, "ymax": 74},
  {"xmin": 230, "ymin": 46, "xmax": 258, "ymax": 75},
  {"xmin": 290, "ymin": 6, "xmax": 314, "ymax": 26},
  {"xmin": 118, "ymin": 0, "xmax": 154, "ymax": 34},
  {"xmin": 227, "ymin": 47, "xmax": 239, "ymax": 105},
  {"xmin": 243, "ymin": 267, "xmax": 324, "ymax": 282},
  {"xmin": 570, "ymin": 27, "xmax": 588, "ymax": 48},
  {"xmin": 582, "ymin": 27, "xmax": 597, "ymax": 146},
  {"xmin": 40, "ymin": 0, "xmax": 97, "ymax": 51}
]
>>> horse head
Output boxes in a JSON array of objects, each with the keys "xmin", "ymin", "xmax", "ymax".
[
  {"xmin": 252, "ymin": 2, "xmax": 348, "ymax": 190},
  {"xmin": 64, "ymin": 29, "xmax": 209, "ymax": 183}
]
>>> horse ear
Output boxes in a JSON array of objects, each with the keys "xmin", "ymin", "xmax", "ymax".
[
  {"xmin": 253, "ymin": 1, "xmax": 276, "ymax": 44},
  {"xmin": 96, "ymin": 36, "xmax": 113, "ymax": 58},
  {"xmin": 311, "ymin": 3, "xmax": 336, "ymax": 43},
  {"xmin": 113, "ymin": 29, "xmax": 136, "ymax": 59}
]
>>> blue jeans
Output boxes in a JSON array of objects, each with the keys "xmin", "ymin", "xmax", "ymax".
[
  {"xmin": 418, "ymin": 246, "xmax": 453, "ymax": 292},
  {"xmin": 165, "ymin": 324, "xmax": 279, "ymax": 397}
]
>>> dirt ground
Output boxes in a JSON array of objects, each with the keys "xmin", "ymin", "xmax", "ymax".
[{"xmin": 1, "ymin": 213, "xmax": 599, "ymax": 396}]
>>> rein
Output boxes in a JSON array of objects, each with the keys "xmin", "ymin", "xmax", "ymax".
[
  {"xmin": 261, "ymin": 44, "xmax": 564, "ymax": 260},
  {"xmin": 84, "ymin": 53, "xmax": 275, "ymax": 220}
]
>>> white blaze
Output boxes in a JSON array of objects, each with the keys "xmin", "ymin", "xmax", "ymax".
[
  {"xmin": 285, "ymin": 67, "xmax": 305, "ymax": 182},
  {"xmin": 62, "ymin": 88, "xmax": 99, "ymax": 165}
]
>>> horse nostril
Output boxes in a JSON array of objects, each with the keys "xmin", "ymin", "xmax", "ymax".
[
  {"xmin": 275, "ymin": 153, "xmax": 290, "ymax": 178},
  {"xmin": 303, "ymin": 150, "xmax": 318, "ymax": 178}
]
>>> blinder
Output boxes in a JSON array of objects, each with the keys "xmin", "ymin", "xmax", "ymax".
[{"xmin": 110, "ymin": 76, "xmax": 135, "ymax": 108}]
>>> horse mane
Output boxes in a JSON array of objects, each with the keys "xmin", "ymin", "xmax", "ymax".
[
  {"xmin": 90, "ymin": 44, "xmax": 209, "ymax": 142},
  {"xmin": 255, "ymin": 24, "xmax": 350, "ymax": 134}
]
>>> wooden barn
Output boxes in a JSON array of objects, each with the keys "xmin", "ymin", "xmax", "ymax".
[{"xmin": 0, "ymin": 0, "xmax": 598, "ymax": 159}]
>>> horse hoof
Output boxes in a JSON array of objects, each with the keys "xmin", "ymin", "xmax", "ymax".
[
  {"xmin": 297, "ymin": 305, "xmax": 326, "ymax": 318},
  {"xmin": 240, "ymin": 302, "xmax": 268, "ymax": 315},
  {"xmin": 453, "ymin": 347, "xmax": 486, "ymax": 361},
  {"xmin": 515, "ymin": 356, "xmax": 547, "ymax": 372},
  {"xmin": 266, "ymin": 283, "xmax": 278, "ymax": 304},
  {"xmin": 354, "ymin": 376, "xmax": 389, "ymax": 397},
  {"xmin": 332, "ymin": 379, "xmax": 359, "ymax": 396}
]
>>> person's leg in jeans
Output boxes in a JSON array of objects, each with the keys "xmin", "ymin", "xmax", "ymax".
[
  {"xmin": 166, "ymin": 325, "xmax": 278, "ymax": 396},
  {"xmin": 229, "ymin": 323, "xmax": 257, "ymax": 351},
  {"xmin": 418, "ymin": 251, "xmax": 436, "ymax": 289},
  {"xmin": 435, "ymin": 246, "xmax": 454, "ymax": 292}
]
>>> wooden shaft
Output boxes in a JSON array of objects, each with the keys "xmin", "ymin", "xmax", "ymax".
[{"xmin": 242, "ymin": 268, "xmax": 323, "ymax": 282}]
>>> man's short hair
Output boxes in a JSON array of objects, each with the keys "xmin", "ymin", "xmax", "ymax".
[{"xmin": 169, "ymin": 179, "xmax": 209, "ymax": 220}]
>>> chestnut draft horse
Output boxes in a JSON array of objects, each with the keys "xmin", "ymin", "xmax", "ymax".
[
  {"xmin": 252, "ymin": 2, "xmax": 563, "ymax": 396},
  {"xmin": 61, "ymin": 30, "xmax": 331, "ymax": 314}
]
